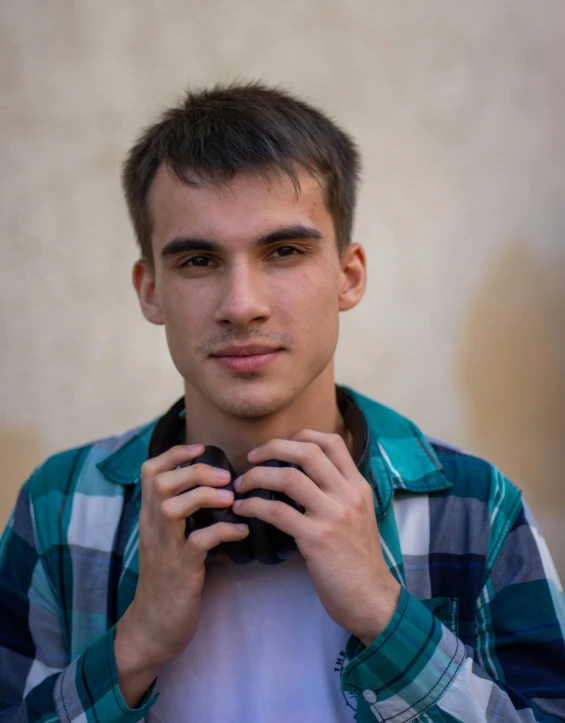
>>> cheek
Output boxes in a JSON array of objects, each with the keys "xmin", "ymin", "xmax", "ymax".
[
  {"xmin": 160, "ymin": 285, "xmax": 208, "ymax": 343},
  {"xmin": 281, "ymin": 268, "xmax": 340, "ymax": 336},
  {"xmin": 306, "ymin": 261, "xmax": 340, "ymax": 309}
]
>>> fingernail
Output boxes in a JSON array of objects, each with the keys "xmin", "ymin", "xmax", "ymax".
[
  {"xmin": 235, "ymin": 523, "xmax": 248, "ymax": 532},
  {"xmin": 232, "ymin": 499, "xmax": 242, "ymax": 509},
  {"xmin": 218, "ymin": 489, "xmax": 233, "ymax": 500},
  {"xmin": 215, "ymin": 469, "xmax": 230, "ymax": 481},
  {"xmin": 233, "ymin": 476, "xmax": 242, "ymax": 490}
]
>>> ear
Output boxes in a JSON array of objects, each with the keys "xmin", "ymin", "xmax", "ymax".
[
  {"xmin": 338, "ymin": 243, "xmax": 367, "ymax": 312},
  {"xmin": 132, "ymin": 259, "xmax": 165, "ymax": 325}
]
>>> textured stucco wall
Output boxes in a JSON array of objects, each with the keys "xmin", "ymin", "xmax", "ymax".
[{"xmin": 1, "ymin": 0, "xmax": 564, "ymax": 577}]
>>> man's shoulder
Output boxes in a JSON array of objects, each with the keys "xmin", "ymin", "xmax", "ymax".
[
  {"xmin": 348, "ymin": 385, "xmax": 523, "ymax": 531},
  {"xmin": 425, "ymin": 434, "xmax": 521, "ymax": 506},
  {"xmin": 25, "ymin": 417, "xmax": 159, "ymax": 502},
  {"xmin": 421, "ymin": 435, "xmax": 524, "ymax": 565}
]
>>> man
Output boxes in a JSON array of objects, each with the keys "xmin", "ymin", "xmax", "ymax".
[{"xmin": 0, "ymin": 82, "xmax": 564, "ymax": 723}]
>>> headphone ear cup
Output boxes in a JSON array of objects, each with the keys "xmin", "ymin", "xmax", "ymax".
[
  {"xmin": 244, "ymin": 489, "xmax": 285, "ymax": 565},
  {"xmin": 184, "ymin": 449, "xmax": 306, "ymax": 565},
  {"xmin": 270, "ymin": 490, "xmax": 304, "ymax": 561},
  {"xmin": 185, "ymin": 445, "xmax": 232, "ymax": 536},
  {"xmin": 185, "ymin": 445, "xmax": 253, "ymax": 564},
  {"xmin": 253, "ymin": 460, "xmax": 306, "ymax": 562}
]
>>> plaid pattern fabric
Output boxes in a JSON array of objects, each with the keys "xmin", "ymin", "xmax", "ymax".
[{"xmin": 1, "ymin": 385, "xmax": 564, "ymax": 722}]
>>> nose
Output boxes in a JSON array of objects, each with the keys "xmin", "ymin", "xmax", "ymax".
[{"xmin": 213, "ymin": 261, "xmax": 271, "ymax": 329}]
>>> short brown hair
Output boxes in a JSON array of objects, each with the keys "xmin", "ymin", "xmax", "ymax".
[{"xmin": 121, "ymin": 82, "xmax": 361, "ymax": 265}]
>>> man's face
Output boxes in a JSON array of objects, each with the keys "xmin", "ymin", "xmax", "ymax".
[{"xmin": 134, "ymin": 164, "xmax": 365, "ymax": 419}]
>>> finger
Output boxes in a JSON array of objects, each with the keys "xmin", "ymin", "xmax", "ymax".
[
  {"xmin": 232, "ymin": 496, "xmax": 305, "ymax": 539},
  {"xmin": 160, "ymin": 485, "xmax": 235, "ymax": 523},
  {"xmin": 287, "ymin": 429, "xmax": 361, "ymax": 487},
  {"xmin": 141, "ymin": 444, "xmax": 205, "ymax": 497},
  {"xmin": 234, "ymin": 465, "xmax": 333, "ymax": 515},
  {"xmin": 184, "ymin": 521, "xmax": 249, "ymax": 562},
  {"xmin": 142, "ymin": 444, "xmax": 205, "ymax": 477},
  {"xmin": 152, "ymin": 463, "xmax": 231, "ymax": 500},
  {"xmin": 248, "ymin": 439, "xmax": 343, "ymax": 494}
]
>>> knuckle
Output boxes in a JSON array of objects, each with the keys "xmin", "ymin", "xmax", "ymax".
[
  {"xmin": 198, "ymin": 486, "xmax": 230, "ymax": 508},
  {"xmin": 153, "ymin": 472, "xmax": 169, "ymax": 497},
  {"xmin": 195, "ymin": 485, "xmax": 211, "ymax": 501},
  {"xmin": 212, "ymin": 486, "xmax": 231, "ymax": 503},
  {"xmin": 189, "ymin": 462, "xmax": 207, "ymax": 476},
  {"xmin": 220, "ymin": 522, "xmax": 245, "ymax": 538},
  {"xmin": 268, "ymin": 501, "xmax": 285, "ymax": 523},
  {"xmin": 306, "ymin": 442, "xmax": 319, "ymax": 456},
  {"xmin": 187, "ymin": 531, "xmax": 208, "ymax": 553},
  {"xmin": 160, "ymin": 498, "xmax": 176, "ymax": 522},
  {"xmin": 242, "ymin": 468, "xmax": 256, "ymax": 486},
  {"xmin": 237, "ymin": 497, "xmax": 254, "ymax": 515},
  {"xmin": 188, "ymin": 486, "xmax": 212, "ymax": 511},
  {"xmin": 352, "ymin": 490, "xmax": 366, "ymax": 510},
  {"xmin": 311, "ymin": 443, "xmax": 326, "ymax": 462},
  {"xmin": 192, "ymin": 463, "xmax": 222, "ymax": 484},
  {"xmin": 317, "ymin": 522, "xmax": 333, "ymax": 540},
  {"xmin": 140, "ymin": 458, "xmax": 156, "ymax": 480},
  {"xmin": 296, "ymin": 442, "xmax": 316, "ymax": 464},
  {"xmin": 333, "ymin": 504, "xmax": 350, "ymax": 525},
  {"xmin": 286, "ymin": 467, "xmax": 303, "ymax": 488}
]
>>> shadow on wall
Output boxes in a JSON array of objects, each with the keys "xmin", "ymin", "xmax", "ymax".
[{"xmin": 458, "ymin": 242, "xmax": 565, "ymax": 576}]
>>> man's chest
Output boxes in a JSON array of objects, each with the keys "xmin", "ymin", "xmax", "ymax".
[{"xmin": 146, "ymin": 554, "xmax": 357, "ymax": 723}]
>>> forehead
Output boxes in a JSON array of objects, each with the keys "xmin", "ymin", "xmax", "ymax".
[{"xmin": 147, "ymin": 164, "xmax": 332, "ymax": 252}]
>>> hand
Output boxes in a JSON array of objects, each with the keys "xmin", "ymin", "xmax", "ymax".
[
  {"xmin": 232, "ymin": 431, "xmax": 401, "ymax": 645},
  {"xmin": 114, "ymin": 444, "xmax": 249, "ymax": 706}
]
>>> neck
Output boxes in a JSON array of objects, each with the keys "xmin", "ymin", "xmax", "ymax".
[{"xmin": 183, "ymin": 367, "xmax": 353, "ymax": 475}]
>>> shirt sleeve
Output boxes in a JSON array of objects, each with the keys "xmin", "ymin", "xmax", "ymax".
[
  {"xmin": 341, "ymin": 496, "xmax": 565, "ymax": 722},
  {"xmin": 0, "ymin": 482, "xmax": 158, "ymax": 722}
]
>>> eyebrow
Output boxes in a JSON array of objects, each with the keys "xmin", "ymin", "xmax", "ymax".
[{"xmin": 160, "ymin": 224, "xmax": 324, "ymax": 259}]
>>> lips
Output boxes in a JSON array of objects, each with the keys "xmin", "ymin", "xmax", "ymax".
[
  {"xmin": 211, "ymin": 345, "xmax": 282, "ymax": 357},
  {"xmin": 212, "ymin": 349, "xmax": 283, "ymax": 373}
]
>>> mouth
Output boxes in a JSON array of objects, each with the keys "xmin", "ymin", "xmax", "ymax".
[{"xmin": 211, "ymin": 349, "xmax": 284, "ymax": 373}]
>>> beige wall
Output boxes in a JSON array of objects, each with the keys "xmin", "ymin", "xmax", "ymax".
[{"xmin": 1, "ymin": 0, "xmax": 564, "ymax": 578}]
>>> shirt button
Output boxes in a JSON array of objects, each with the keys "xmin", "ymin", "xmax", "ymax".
[{"xmin": 363, "ymin": 690, "xmax": 377, "ymax": 703}]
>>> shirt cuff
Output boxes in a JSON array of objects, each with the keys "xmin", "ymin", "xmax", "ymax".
[
  {"xmin": 54, "ymin": 625, "xmax": 159, "ymax": 722},
  {"xmin": 341, "ymin": 587, "xmax": 467, "ymax": 722}
]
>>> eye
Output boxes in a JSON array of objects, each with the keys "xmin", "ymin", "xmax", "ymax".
[
  {"xmin": 180, "ymin": 256, "xmax": 213, "ymax": 268},
  {"xmin": 270, "ymin": 246, "xmax": 303, "ymax": 259},
  {"xmin": 178, "ymin": 246, "xmax": 303, "ymax": 268}
]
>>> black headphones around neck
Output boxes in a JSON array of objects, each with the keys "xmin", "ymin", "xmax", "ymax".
[{"xmin": 148, "ymin": 385, "xmax": 370, "ymax": 565}]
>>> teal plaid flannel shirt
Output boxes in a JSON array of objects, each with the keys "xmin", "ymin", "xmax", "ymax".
[{"xmin": 1, "ymin": 385, "xmax": 564, "ymax": 722}]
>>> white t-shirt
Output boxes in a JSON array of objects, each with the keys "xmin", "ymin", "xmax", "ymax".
[{"xmin": 147, "ymin": 552, "xmax": 357, "ymax": 722}]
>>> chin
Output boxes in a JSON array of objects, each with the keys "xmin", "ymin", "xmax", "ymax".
[{"xmin": 205, "ymin": 378, "xmax": 299, "ymax": 419}]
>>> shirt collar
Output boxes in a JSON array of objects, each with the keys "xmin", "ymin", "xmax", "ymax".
[
  {"xmin": 97, "ymin": 384, "xmax": 451, "ymax": 518},
  {"xmin": 344, "ymin": 386, "xmax": 452, "ymax": 517}
]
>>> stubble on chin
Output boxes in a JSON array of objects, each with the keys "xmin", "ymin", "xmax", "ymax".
[{"xmin": 210, "ymin": 383, "xmax": 295, "ymax": 420}]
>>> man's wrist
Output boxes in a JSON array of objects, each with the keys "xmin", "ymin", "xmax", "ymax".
[
  {"xmin": 354, "ymin": 578, "xmax": 402, "ymax": 648},
  {"xmin": 114, "ymin": 613, "xmax": 165, "ymax": 709}
]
